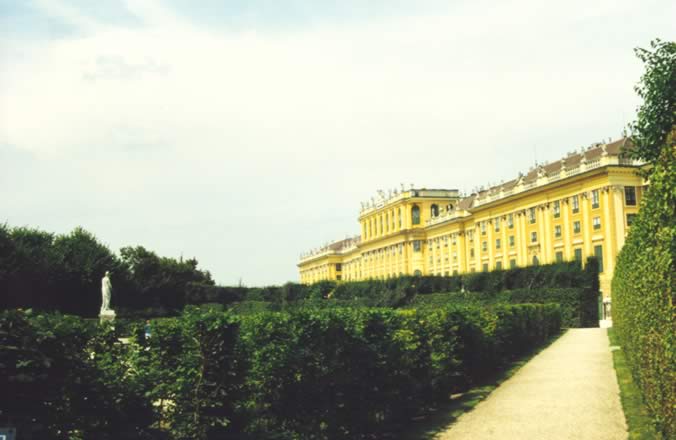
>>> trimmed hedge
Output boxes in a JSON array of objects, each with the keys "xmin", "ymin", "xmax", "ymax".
[
  {"xmin": 0, "ymin": 310, "xmax": 157, "ymax": 440},
  {"xmin": 612, "ymin": 149, "xmax": 675, "ymax": 437},
  {"xmin": 2, "ymin": 305, "xmax": 561, "ymax": 439},
  {"xmin": 409, "ymin": 284, "xmax": 598, "ymax": 328}
]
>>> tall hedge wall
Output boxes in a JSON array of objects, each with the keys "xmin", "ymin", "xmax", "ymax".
[
  {"xmin": 612, "ymin": 149, "xmax": 675, "ymax": 437},
  {"xmin": 410, "ymin": 285, "xmax": 597, "ymax": 328},
  {"xmin": 611, "ymin": 39, "xmax": 676, "ymax": 439},
  {"xmin": 2, "ymin": 305, "xmax": 561, "ymax": 439}
]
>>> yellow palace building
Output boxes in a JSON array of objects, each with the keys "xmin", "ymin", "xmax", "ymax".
[{"xmin": 298, "ymin": 138, "xmax": 645, "ymax": 305}]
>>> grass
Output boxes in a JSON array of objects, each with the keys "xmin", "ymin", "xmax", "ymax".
[
  {"xmin": 396, "ymin": 330, "xmax": 564, "ymax": 440},
  {"xmin": 607, "ymin": 328, "xmax": 662, "ymax": 440}
]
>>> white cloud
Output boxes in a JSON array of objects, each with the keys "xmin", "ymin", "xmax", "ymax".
[{"xmin": 1, "ymin": 0, "xmax": 674, "ymax": 284}]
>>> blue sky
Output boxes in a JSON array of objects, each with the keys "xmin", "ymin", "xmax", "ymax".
[{"xmin": 1, "ymin": 0, "xmax": 675, "ymax": 285}]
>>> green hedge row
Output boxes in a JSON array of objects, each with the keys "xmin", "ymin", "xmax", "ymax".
[
  {"xmin": 184, "ymin": 261, "xmax": 596, "ymax": 310},
  {"xmin": 1, "ymin": 305, "xmax": 561, "ymax": 439},
  {"xmin": 612, "ymin": 150, "xmax": 675, "ymax": 437},
  {"xmin": 409, "ymin": 285, "xmax": 598, "ymax": 328}
]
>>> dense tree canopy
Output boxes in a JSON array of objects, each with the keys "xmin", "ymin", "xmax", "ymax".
[
  {"xmin": 0, "ymin": 224, "xmax": 214, "ymax": 316},
  {"xmin": 626, "ymin": 39, "xmax": 676, "ymax": 168}
]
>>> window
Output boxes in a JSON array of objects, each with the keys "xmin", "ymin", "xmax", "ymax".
[
  {"xmin": 482, "ymin": 263, "xmax": 489, "ymax": 272},
  {"xmin": 574, "ymin": 248, "xmax": 582, "ymax": 262},
  {"xmin": 379, "ymin": 217, "xmax": 383, "ymax": 234},
  {"xmin": 482, "ymin": 241, "xmax": 488, "ymax": 252},
  {"xmin": 495, "ymin": 218, "xmax": 500, "ymax": 232},
  {"xmin": 452, "ymin": 235, "xmax": 457, "ymax": 245},
  {"xmin": 555, "ymin": 225, "xmax": 562, "ymax": 238},
  {"xmin": 510, "ymin": 259, "xmax": 517, "ymax": 269},
  {"xmin": 529, "ymin": 207, "xmax": 536, "ymax": 224},
  {"xmin": 335, "ymin": 263, "xmax": 342, "ymax": 271},
  {"xmin": 531, "ymin": 231, "xmax": 537, "ymax": 243},
  {"xmin": 431, "ymin": 204, "xmax": 439, "ymax": 217},
  {"xmin": 509, "ymin": 235, "xmax": 515, "ymax": 248},
  {"xmin": 481, "ymin": 222, "xmax": 486, "ymax": 235},
  {"xmin": 398, "ymin": 208, "xmax": 402, "ymax": 228},
  {"xmin": 386, "ymin": 213, "xmax": 389, "ymax": 232},
  {"xmin": 553, "ymin": 201, "xmax": 560, "ymax": 218},
  {"xmin": 624, "ymin": 186, "xmax": 637, "ymax": 206},
  {"xmin": 573, "ymin": 221, "xmax": 581, "ymax": 234},
  {"xmin": 470, "ymin": 248, "xmax": 475, "ymax": 258},
  {"xmin": 412, "ymin": 205, "xmax": 421, "ymax": 225},
  {"xmin": 336, "ymin": 274, "xmax": 342, "ymax": 280},
  {"xmin": 591, "ymin": 190, "xmax": 600, "ymax": 209},
  {"xmin": 555, "ymin": 251, "xmax": 563, "ymax": 263},
  {"xmin": 627, "ymin": 214, "xmax": 637, "ymax": 226},
  {"xmin": 413, "ymin": 240, "xmax": 421, "ymax": 252},
  {"xmin": 593, "ymin": 216, "xmax": 601, "ymax": 230},
  {"xmin": 496, "ymin": 238, "xmax": 501, "ymax": 249},
  {"xmin": 453, "ymin": 270, "xmax": 459, "ymax": 276},
  {"xmin": 594, "ymin": 244, "xmax": 604, "ymax": 273},
  {"xmin": 496, "ymin": 261, "xmax": 502, "ymax": 270},
  {"xmin": 532, "ymin": 255, "xmax": 539, "ymax": 266},
  {"xmin": 508, "ymin": 213, "xmax": 514, "ymax": 228},
  {"xmin": 572, "ymin": 195, "xmax": 580, "ymax": 213}
]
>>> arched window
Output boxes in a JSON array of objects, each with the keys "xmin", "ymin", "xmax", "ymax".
[
  {"xmin": 431, "ymin": 204, "xmax": 439, "ymax": 217},
  {"xmin": 412, "ymin": 205, "xmax": 421, "ymax": 225},
  {"xmin": 532, "ymin": 255, "xmax": 539, "ymax": 266},
  {"xmin": 413, "ymin": 269, "xmax": 422, "ymax": 277}
]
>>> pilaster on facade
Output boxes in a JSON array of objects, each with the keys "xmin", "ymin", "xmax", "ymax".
[
  {"xmin": 581, "ymin": 192, "xmax": 593, "ymax": 257},
  {"xmin": 602, "ymin": 187, "xmax": 615, "ymax": 275}
]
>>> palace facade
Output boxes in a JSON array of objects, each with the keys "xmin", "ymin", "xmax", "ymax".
[{"xmin": 298, "ymin": 138, "xmax": 645, "ymax": 305}]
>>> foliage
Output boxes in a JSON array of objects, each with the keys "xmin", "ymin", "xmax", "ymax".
[
  {"xmin": 138, "ymin": 307, "xmax": 248, "ymax": 439},
  {"xmin": 1, "ymin": 304, "xmax": 560, "ymax": 439},
  {"xmin": 119, "ymin": 246, "xmax": 214, "ymax": 312},
  {"xmin": 607, "ymin": 329, "xmax": 664, "ymax": 440},
  {"xmin": 0, "ymin": 310, "xmax": 156, "ymax": 439},
  {"xmin": 626, "ymin": 39, "xmax": 676, "ymax": 168},
  {"xmin": 0, "ymin": 225, "xmax": 215, "ymax": 317},
  {"xmin": 409, "ymin": 286, "xmax": 593, "ymax": 328},
  {"xmin": 612, "ymin": 38, "xmax": 676, "ymax": 439}
]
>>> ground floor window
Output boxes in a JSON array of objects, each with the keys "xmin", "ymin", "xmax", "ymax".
[{"xmin": 594, "ymin": 245, "xmax": 604, "ymax": 272}]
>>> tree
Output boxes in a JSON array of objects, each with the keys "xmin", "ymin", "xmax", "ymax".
[
  {"xmin": 51, "ymin": 227, "xmax": 121, "ymax": 316},
  {"xmin": 626, "ymin": 39, "xmax": 676, "ymax": 168},
  {"xmin": 119, "ymin": 246, "xmax": 214, "ymax": 312}
]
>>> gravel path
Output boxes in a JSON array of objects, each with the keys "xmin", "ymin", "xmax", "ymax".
[{"xmin": 435, "ymin": 328, "xmax": 627, "ymax": 440}]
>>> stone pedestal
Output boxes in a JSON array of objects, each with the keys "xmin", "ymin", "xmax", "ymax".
[{"xmin": 99, "ymin": 309, "xmax": 116, "ymax": 324}]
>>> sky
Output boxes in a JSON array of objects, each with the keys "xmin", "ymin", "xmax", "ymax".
[{"xmin": 1, "ymin": 0, "xmax": 675, "ymax": 286}]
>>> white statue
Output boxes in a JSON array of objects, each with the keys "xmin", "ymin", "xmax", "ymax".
[{"xmin": 100, "ymin": 271, "xmax": 115, "ymax": 316}]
